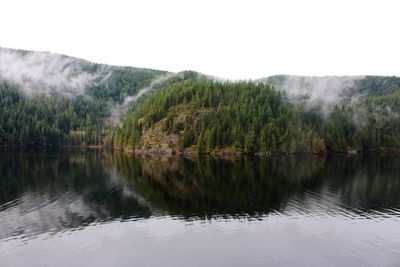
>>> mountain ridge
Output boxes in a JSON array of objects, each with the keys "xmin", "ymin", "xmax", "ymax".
[{"xmin": 1, "ymin": 47, "xmax": 400, "ymax": 154}]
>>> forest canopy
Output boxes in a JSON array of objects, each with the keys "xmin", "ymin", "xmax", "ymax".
[
  {"xmin": 1, "ymin": 48, "xmax": 400, "ymax": 154},
  {"xmin": 112, "ymin": 78, "xmax": 400, "ymax": 154}
]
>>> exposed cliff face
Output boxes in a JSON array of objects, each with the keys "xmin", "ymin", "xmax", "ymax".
[
  {"xmin": 134, "ymin": 126, "xmax": 245, "ymax": 156},
  {"xmin": 130, "ymin": 103, "xmax": 202, "ymax": 155},
  {"xmin": 135, "ymin": 120, "xmax": 180, "ymax": 155}
]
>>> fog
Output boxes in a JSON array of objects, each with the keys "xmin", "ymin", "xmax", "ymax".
[
  {"xmin": 261, "ymin": 75, "xmax": 365, "ymax": 116},
  {"xmin": 0, "ymin": 47, "xmax": 110, "ymax": 97}
]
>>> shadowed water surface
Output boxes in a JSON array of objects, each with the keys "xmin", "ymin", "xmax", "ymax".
[{"xmin": 0, "ymin": 150, "xmax": 399, "ymax": 266}]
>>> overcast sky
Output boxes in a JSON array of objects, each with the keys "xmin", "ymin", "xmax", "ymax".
[{"xmin": 0, "ymin": 0, "xmax": 399, "ymax": 79}]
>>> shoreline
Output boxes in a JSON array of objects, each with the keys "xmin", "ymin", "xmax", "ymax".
[
  {"xmin": 1, "ymin": 144, "xmax": 400, "ymax": 157},
  {"xmin": 117, "ymin": 147, "xmax": 400, "ymax": 157}
]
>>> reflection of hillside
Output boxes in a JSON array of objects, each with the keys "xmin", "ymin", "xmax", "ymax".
[
  {"xmin": 0, "ymin": 150, "xmax": 152, "ymax": 238},
  {"xmin": 323, "ymin": 156, "xmax": 400, "ymax": 211},
  {"xmin": 113, "ymin": 154, "xmax": 400, "ymax": 218},
  {"xmin": 0, "ymin": 150, "xmax": 103, "ymax": 204},
  {"xmin": 112, "ymin": 155, "xmax": 328, "ymax": 218},
  {"xmin": 1, "ymin": 150, "xmax": 399, "ymax": 237}
]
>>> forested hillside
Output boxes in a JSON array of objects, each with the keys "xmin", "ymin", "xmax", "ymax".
[
  {"xmin": 1, "ymin": 48, "xmax": 400, "ymax": 154},
  {"xmin": 0, "ymin": 48, "xmax": 167, "ymax": 146},
  {"xmin": 112, "ymin": 78, "xmax": 400, "ymax": 155}
]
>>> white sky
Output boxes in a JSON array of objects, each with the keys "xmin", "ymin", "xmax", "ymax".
[{"xmin": 0, "ymin": 0, "xmax": 399, "ymax": 80}]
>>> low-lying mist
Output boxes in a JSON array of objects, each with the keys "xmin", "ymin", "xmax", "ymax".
[
  {"xmin": 0, "ymin": 47, "xmax": 111, "ymax": 97},
  {"xmin": 261, "ymin": 75, "xmax": 365, "ymax": 116},
  {"xmin": 2, "ymin": 47, "xmax": 398, "ymax": 128},
  {"xmin": 108, "ymin": 73, "xmax": 176, "ymax": 125}
]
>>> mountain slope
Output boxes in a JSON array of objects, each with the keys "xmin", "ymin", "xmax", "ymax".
[
  {"xmin": 1, "ymin": 48, "xmax": 400, "ymax": 153},
  {"xmin": 113, "ymin": 77, "xmax": 400, "ymax": 155},
  {"xmin": 0, "ymin": 47, "xmax": 168, "ymax": 146}
]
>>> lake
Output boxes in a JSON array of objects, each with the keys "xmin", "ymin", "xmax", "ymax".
[{"xmin": 0, "ymin": 150, "xmax": 399, "ymax": 266}]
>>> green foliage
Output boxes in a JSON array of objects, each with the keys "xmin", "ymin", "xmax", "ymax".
[
  {"xmin": 115, "ymin": 78, "xmax": 400, "ymax": 154},
  {"xmin": 0, "ymin": 63, "xmax": 165, "ymax": 146},
  {"xmin": 0, "ymin": 82, "xmax": 106, "ymax": 146},
  {"xmin": 115, "ymin": 80, "xmax": 320, "ymax": 153},
  {"xmin": 2, "ymin": 59, "xmax": 400, "ymax": 155},
  {"xmin": 87, "ymin": 66, "xmax": 165, "ymax": 102}
]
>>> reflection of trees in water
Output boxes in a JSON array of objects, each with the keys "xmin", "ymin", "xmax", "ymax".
[
  {"xmin": 0, "ymin": 150, "xmax": 400, "ymax": 235},
  {"xmin": 112, "ymin": 154, "xmax": 328, "ymax": 218},
  {"xmin": 112, "ymin": 154, "xmax": 400, "ymax": 218},
  {"xmin": 0, "ymin": 150, "xmax": 152, "ymax": 238},
  {"xmin": 323, "ymin": 156, "xmax": 400, "ymax": 211},
  {"xmin": 0, "ymin": 150, "xmax": 105, "ymax": 205}
]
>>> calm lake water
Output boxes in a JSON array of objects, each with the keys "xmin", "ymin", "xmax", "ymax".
[{"xmin": 0, "ymin": 150, "xmax": 399, "ymax": 266}]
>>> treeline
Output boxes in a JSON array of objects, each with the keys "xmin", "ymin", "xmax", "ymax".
[
  {"xmin": 0, "ymin": 64, "xmax": 165, "ymax": 146},
  {"xmin": 0, "ymin": 82, "xmax": 106, "ymax": 146},
  {"xmin": 2, "ymin": 49, "xmax": 400, "ymax": 154},
  {"xmin": 0, "ymin": 53, "xmax": 207, "ymax": 147},
  {"xmin": 112, "ymin": 79, "xmax": 400, "ymax": 154}
]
